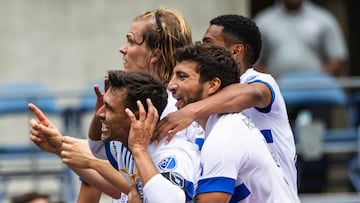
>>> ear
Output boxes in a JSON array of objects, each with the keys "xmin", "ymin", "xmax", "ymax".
[
  {"xmin": 230, "ymin": 43, "xmax": 244, "ymax": 58},
  {"xmin": 207, "ymin": 77, "xmax": 221, "ymax": 96},
  {"xmin": 149, "ymin": 49, "xmax": 162, "ymax": 64}
]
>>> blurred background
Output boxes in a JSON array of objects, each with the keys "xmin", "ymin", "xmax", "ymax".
[{"xmin": 0, "ymin": 0, "xmax": 359, "ymax": 202}]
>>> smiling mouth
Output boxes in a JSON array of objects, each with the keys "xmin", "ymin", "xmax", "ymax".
[
  {"xmin": 175, "ymin": 98, "xmax": 184, "ymax": 109},
  {"xmin": 101, "ymin": 123, "xmax": 109, "ymax": 133}
]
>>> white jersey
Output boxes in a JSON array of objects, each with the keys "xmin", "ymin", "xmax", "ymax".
[
  {"xmin": 240, "ymin": 68, "xmax": 298, "ymax": 191},
  {"xmin": 162, "ymin": 91, "xmax": 205, "ymax": 149},
  {"xmin": 102, "ymin": 134, "xmax": 201, "ymax": 203},
  {"xmin": 88, "ymin": 91, "xmax": 204, "ymax": 202},
  {"xmin": 197, "ymin": 113, "xmax": 300, "ymax": 203}
]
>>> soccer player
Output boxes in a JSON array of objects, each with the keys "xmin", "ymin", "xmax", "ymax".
[
  {"xmin": 29, "ymin": 70, "xmax": 201, "ymax": 203},
  {"xmin": 167, "ymin": 43, "xmax": 300, "ymax": 202},
  {"xmin": 154, "ymin": 14, "xmax": 298, "ymax": 193}
]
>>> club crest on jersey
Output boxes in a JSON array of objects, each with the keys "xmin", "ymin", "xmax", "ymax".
[
  {"xmin": 158, "ymin": 156, "xmax": 177, "ymax": 171},
  {"xmin": 162, "ymin": 172, "xmax": 185, "ymax": 189}
]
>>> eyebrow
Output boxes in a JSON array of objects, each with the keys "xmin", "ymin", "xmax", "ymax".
[{"xmin": 104, "ymin": 101, "xmax": 114, "ymax": 112}]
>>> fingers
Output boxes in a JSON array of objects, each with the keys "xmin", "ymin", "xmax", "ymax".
[
  {"xmin": 146, "ymin": 99, "xmax": 158, "ymax": 131},
  {"xmin": 60, "ymin": 139, "xmax": 73, "ymax": 163},
  {"xmin": 137, "ymin": 100, "xmax": 146, "ymax": 122},
  {"xmin": 62, "ymin": 136, "xmax": 77, "ymax": 144},
  {"xmin": 29, "ymin": 118, "xmax": 44, "ymax": 142},
  {"xmin": 166, "ymin": 129, "xmax": 178, "ymax": 143},
  {"xmin": 153, "ymin": 118, "xmax": 176, "ymax": 142},
  {"xmin": 94, "ymin": 84, "xmax": 102, "ymax": 98},
  {"xmin": 130, "ymin": 99, "xmax": 158, "ymax": 126},
  {"xmin": 104, "ymin": 76, "xmax": 109, "ymax": 92},
  {"xmin": 28, "ymin": 103, "xmax": 50, "ymax": 126},
  {"xmin": 125, "ymin": 107, "xmax": 136, "ymax": 122}
]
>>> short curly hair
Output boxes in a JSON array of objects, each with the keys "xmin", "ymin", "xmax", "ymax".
[
  {"xmin": 107, "ymin": 70, "xmax": 168, "ymax": 116},
  {"xmin": 210, "ymin": 14, "xmax": 262, "ymax": 67},
  {"xmin": 174, "ymin": 43, "xmax": 240, "ymax": 89}
]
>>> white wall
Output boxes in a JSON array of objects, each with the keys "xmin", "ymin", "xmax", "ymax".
[{"xmin": 0, "ymin": 0, "xmax": 250, "ymax": 92}]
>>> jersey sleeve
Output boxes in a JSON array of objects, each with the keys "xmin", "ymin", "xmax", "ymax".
[
  {"xmin": 147, "ymin": 136, "xmax": 201, "ymax": 201},
  {"xmin": 88, "ymin": 139, "xmax": 107, "ymax": 159},
  {"xmin": 142, "ymin": 174, "xmax": 185, "ymax": 203},
  {"xmin": 197, "ymin": 122, "xmax": 248, "ymax": 195}
]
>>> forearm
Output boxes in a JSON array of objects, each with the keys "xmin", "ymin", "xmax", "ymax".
[
  {"xmin": 77, "ymin": 182, "xmax": 102, "ymax": 203},
  {"xmin": 69, "ymin": 166, "xmax": 122, "ymax": 199},
  {"xmin": 89, "ymin": 158, "xmax": 130, "ymax": 195},
  {"xmin": 190, "ymin": 83, "xmax": 256, "ymax": 117},
  {"xmin": 131, "ymin": 148, "xmax": 158, "ymax": 186}
]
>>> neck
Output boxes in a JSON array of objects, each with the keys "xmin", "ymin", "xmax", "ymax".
[
  {"xmin": 239, "ymin": 65, "xmax": 251, "ymax": 75},
  {"xmin": 195, "ymin": 116, "xmax": 209, "ymax": 130}
]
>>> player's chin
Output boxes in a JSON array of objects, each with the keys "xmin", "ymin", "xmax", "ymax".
[{"xmin": 101, "ymin": 133, "xmax": 111, "ymax": 141}]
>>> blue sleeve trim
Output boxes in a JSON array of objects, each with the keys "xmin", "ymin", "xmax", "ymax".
[
  {"xmin": 78, "ymin": 176, "xmax": 88, "ymax": 185},
  {"xmin": 248, "ymin": 80, "xmax": 275, "ymax": 113},
  {"xmin": 230, "ymin": 183, "xmax": 251, "ymax": 203},
  {"xmin": 105, "ymin": 141, "xmax": 118, "ymax": 170},
  {"xmin": 197, "ymin": 176, "xmax": 235, "ymax": 195},
  {"xmin": 185, "ymin": 179, "xmax": 195, "ymax": 201}
]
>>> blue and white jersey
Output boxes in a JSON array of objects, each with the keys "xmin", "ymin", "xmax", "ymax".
[
  {"xmin": 197, "ymin": 113, "xmax": 300, "ymax": 203},
  {"xmin": 240, "ymin": 68, "xmax": 297, "ymax": 191},
  {"xmin": 89, "ymin": 91, "xmax": 204, "ymax": 203},
  {"xmin": 162, "ymin": 92, "xmax": 205, "ymax": 149},
  {"xmin": 105, "ymin": 133, "xmax": 201, "ymax": 203}
]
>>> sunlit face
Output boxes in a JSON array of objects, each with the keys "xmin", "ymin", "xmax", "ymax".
[
  {"xmin": 119, "ymin": 20, "xmax": 154, "ymax": 73},
  {"xmin": 28, "ymin": 198, "xmax": 49, "ymax": 203},
  {"xmin": 202, "ymin": 25, "xmax": 227, "ymax": 47},
  {"xmin": 167, "ymin": 60, "xmax": 207, "ymax": 109},
  {"xmin": 96, "ymin": 87, "xmax": 131, "ymax": 145}
]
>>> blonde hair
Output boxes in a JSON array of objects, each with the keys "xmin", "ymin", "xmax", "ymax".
[{"xmin": 134, "ymin": 7, "xmax": 192, "ymax": 84}]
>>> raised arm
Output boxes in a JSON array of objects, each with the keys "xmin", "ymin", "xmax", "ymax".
[
  {"xmin": 127, "ymin": 99, "xmax": 186, "ymax": 202},
  {"xmin": 153, "ymin": 82, "xmax": 271, "ymax": 142},
  {"xmin": 61, "ymin": 136, "xmax": 130, "ymax": 196},
  {"xmin": 28, "ymin": 103, "xmax": 125, "ymax": 199}
]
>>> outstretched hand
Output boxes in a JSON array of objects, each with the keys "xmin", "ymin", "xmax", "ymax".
[
  {"xmin": 28, "ymin": 103, "xmax": 63, "ymax": 155},
  {"xmin": 60, "ymin": 136, "xmax": 94, "ymax": 168},
  {"xmin": 126, "ymin": 99, "xmax": 158, "ymax": 152},
  {"xmin": 152, "ymin": 106, "xmax": 196, "ymax": 143}
]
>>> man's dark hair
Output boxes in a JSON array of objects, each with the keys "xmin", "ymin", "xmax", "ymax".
[
  {"xmin": 174, "ymin": 43, "xmax": 240, "ymax": 89},
  {"xmin": 11, "ymin": 192, "xmax": 49, "ymax": 203},
  {"xmin": 107, "ymin": 70, "xmax": 168, "ymax": 116},
  {"xmin": 210, "ymin": 14, "xmax": 262, "ymax": 67}
]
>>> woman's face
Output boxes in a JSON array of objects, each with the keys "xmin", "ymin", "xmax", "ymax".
[{"xmin": 119, "ymin": 19, "xmax": 155, "ymax": 73}]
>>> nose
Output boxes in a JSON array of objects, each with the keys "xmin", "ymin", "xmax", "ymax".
[
  {"xmin": 119, "ymin": 44, "xmax": 126, "ymax": 55},
  {"xmin": 167, "ymin": 80, "xmax": 178, "ymax": 92},
  {"xmin": 96, "ymin": 105, "xmax": 105, "ymax": 119}
]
